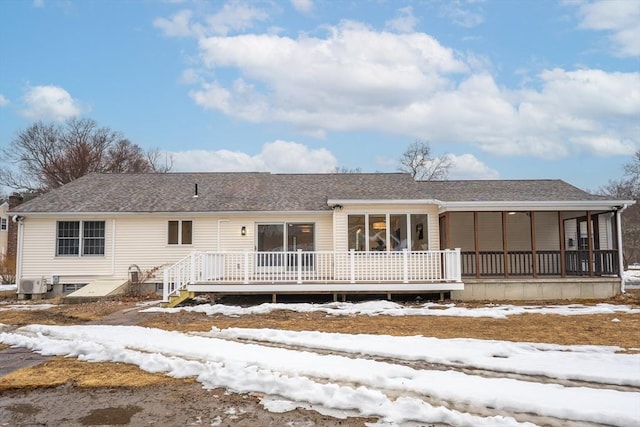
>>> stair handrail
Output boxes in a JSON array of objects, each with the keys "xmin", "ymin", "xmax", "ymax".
[{"xmin": 162, "ymin": 252, "xmax": 194, "ymax": 302}]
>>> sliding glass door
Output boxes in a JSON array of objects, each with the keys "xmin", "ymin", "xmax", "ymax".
[{"xmin": 256, "ymin": 223, "xmax": 315, "ymax": 272}]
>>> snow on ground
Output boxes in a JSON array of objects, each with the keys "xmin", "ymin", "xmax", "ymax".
[
  {"xmin": 0, "ymin": 284, "xmax": 16, "ymax": 292},
  {"xmin": 1, "ymin": 323, "xmax": 638, "ymax": 426},
  {"xmin": 142, "ymin": 300, "xmax": 640, "ymax": 318},
  {"xmin": 208, "ymin": 328, "xmax": 640, "ymax": 387},
  {"xmin": 0, "ymin": 303, "xmax": 56, "ymax": 311},
  {"xmin": 624, "ymin": 269, "xmax": 640, "ymax": 289}
]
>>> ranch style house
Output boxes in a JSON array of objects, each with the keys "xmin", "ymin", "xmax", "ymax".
[{"xmin": 8, "ymin": 172, "xmax": 635, "ymax": 304}]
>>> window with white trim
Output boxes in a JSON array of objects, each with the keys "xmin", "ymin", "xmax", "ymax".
[
  {"xmin": 347, "ymin": 214, "xmax": 428, "ymax": 252},
  {"xmin": 56, "ymin": 221, "xmax": 105, "ymax": 256},
  {"xmin": 0, "ymin": 217, "xmax": 7, "ymax": 231},
  {"xmin": 168, "ymin": 220, "xmax": 192, "ymax": 245}
]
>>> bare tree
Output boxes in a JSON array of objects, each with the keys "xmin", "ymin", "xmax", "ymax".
[
  {"xmin": 399, "ymin": 140, "xmax": 451, "ymax": 181},
  {"xmin": 0, "ymin": 118, "xmax": 172, "ymax": 193},
  {"xmin": 600, "ymin": 149, "xmax": 640, "ymax": 266}
]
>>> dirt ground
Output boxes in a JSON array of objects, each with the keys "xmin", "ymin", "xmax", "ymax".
[{"xmin": 1, "ymin": 291, "xmax": 639, "ymax": 426}]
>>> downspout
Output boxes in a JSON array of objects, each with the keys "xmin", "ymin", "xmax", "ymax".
[
  {"xmin": 616, "ymin": 204, "xmax": 628, "ymax": 293},
  {"xmin": 15, "ymin": 217, "xmax": 24, "ymax": 289},
  {"xmin": 110, "ymin": 219, "xmax": 116, "ymax": 275}
]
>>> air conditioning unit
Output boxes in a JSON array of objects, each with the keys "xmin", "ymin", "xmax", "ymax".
[{"xmin": 19, "ymin": 278, "xmax": 47, "ymax": 295}]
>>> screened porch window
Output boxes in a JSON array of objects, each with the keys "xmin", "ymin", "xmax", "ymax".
[{"xmin": 347, "ymin": 214, "xmax": 428, "ymax": 252}]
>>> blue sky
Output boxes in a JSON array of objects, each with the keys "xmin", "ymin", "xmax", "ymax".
[{"xmin": 0, "ymin": 0, "xmax": 638, "ymax": 192}]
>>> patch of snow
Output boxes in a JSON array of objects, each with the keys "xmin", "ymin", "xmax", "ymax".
[
  {"xmin": 0, "ymin": 303, "xmax": 56, "ymax": 311},
  {"xmin": 209, "ymin": 328, "xmax": 640, "ymax": 386},
  {"xmin": 1, "ymin": 324, "xmax": 638, "ymax": 426},
  {"xmin": 142, "ymin": 300, "xmax": 640, "ymax": 318},
  {"xmin": 0, "ymin": 284, "xmax": 17, "ymax": 292}
]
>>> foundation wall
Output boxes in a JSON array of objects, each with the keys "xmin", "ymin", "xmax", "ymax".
[{"xmin": 451, "ymin": 278, "xmax": 621, "ymax": 301}]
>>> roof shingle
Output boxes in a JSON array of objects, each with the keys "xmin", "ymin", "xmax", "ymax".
[{"xmin": 10, "ymin": 173, "xmax": 612, "ymax": 214}]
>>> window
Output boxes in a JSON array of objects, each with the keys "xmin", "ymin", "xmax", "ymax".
[
  {"xmin": 56, "ymin": 221, "xmax": 105, "ymax": 256},
  {"xmin": 0, "ymin": 217, "xmax": 7, "ymax": 231},
  {"xmin": 347, "ymin": 214, "xmax": 428, "ymax": 252},
  {"xmin": 348, "ymin": 215, "xmax": 365, "ymax": 251},
  {"xmin": 83, "ymin": 221, "xmax": 106, "ymax": 255},
  {"xmin": 168, "ymin": 220, "xmax": 193, "ymax": 245}
]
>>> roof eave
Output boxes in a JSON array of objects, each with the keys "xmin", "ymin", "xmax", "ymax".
[
  {"xmin": 439, "ymin": 200, "xmax": 635, "ymax": 213},
  {"xmin": 6, "ymin": 209, "xmax": 334, "ymax": 217},
  {"xmin": 327, "ymin": 199, "xmax": 443, "ymax": 206}
]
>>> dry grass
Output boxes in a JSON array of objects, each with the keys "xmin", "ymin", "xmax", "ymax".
[
  {"xmin": 1, "ymin": 291, "xmax": 639, "ymax": 390},
  {"xmin": 0, "ymin": 357, "xmax": 191, "ymax": 391},
  {"xmin": 0, "ymin": 298, "xmax": 143, "ymax": 326},
  {"xmin": 141, "ymin": 310, "xmax": 640, "ymax": 349}
]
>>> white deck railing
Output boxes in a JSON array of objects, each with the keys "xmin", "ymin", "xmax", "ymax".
[{"xmin": 163, "ymin": 249, "xmax": 461, "ymax": 301}]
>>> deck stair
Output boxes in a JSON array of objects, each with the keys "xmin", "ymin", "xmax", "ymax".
[{"xmin": 163, "ymin": 289, "xmax": 195, "ymax": 308}]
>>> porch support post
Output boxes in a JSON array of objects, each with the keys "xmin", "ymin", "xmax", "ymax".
[
  {"xmin": 445, "ymin": 212, "xmax": 451, "ymax": 248},
  {"xmin": 474, "ymin": 211, "xmax": 480, "ymax": 278},
  {"xmin": 243, "ymin": 251, "xmax": 250, "ymax": 284},
  {"xmin": 349, "ymin": 249, "xmax": 356, "ymax": 284},
  {"xmin": 616, "ymin": 206, "xmax": 626, "ymax": 290},
  {"xmin": 502, "ymin": 212, "xmax": 509, "ymax": 278},
  {"xmin": 559, "ymin": 212, "xmax": 566, "ymax": 278},
  {"xmin": 297, "ymin": 249, "xmax": 302, "ymax": 284},
  {"xmin": 190, "ymin": 251, "xmax": 196, "ymax": 284},
  {"xmin": 162, "ymin": 268, "xmax": 169, "ymax": 302},
  {"xmin": 530, "ymin": 211, "xmax": 538, "ymax": 278},
  {"xmin": 402, "ymin": 249, "xmax": 409, "ymax": 283},
  {"xmin": 587, "ymin": 211, "xmax": 594, "ymax": 277}
]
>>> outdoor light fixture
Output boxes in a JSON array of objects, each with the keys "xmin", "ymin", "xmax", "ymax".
[{"xmin": 241, "ymin": 226, "xmax": 247, "ymax": 236}]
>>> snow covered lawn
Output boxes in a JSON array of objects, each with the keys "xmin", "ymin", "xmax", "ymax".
[{"xmin": 1, "ymin": 300, "xmax": 639, "ymax": 426}]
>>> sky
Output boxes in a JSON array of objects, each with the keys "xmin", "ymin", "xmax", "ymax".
[
  {"xmin": 0, "ymin": 0, "xmax": 639, "ymax": 192},
  {"xmin": 1, "ymin": 300, "xmax": 639, "ymax": 426}
]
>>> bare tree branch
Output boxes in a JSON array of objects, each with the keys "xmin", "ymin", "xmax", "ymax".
[
  {"xmin": 600, "ymin": 149, "xmax": 640, "ymax": 266},
  {"xmin": 398, "ymin": 140, "xmax": 450, "ymax": 181},
  {"xmin": 0, "ymin": 118, "xmax": 171, "ymax": 193}
]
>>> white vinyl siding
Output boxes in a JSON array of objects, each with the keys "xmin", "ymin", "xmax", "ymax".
[{"xmin": 19, "ymin": 213, "xmax": 333, "ymax": 284}]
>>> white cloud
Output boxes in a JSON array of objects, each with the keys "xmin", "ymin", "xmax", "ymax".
[
  {"xmin": 438, "ymin": 0, "xmax": 485, "ymax": 28},
  {"xmin": 159, "ymin": 11, "xmax": 639, "ymax": 160},
  {"xmin": 169, "ymin": 140, "xmax": 337, "ymax": 173},
  {"xmin": 447, "ymin": 154, "xmax": 499, "ymax": 180},
  {"xmin": 385, "ymin": 6, "xmax": 418, "ymax": 33},
  {"xmin": 290, "ymin": 0, "xmax": 313, "ymax": 14},
  {"xmin": 575, "ymin": 0, "xmax": 640, "ymax": 57},
  {"xmin": 0, "ymin": 94, "xmax": 9, "ymax": 106},
  {"xmin": 154, "ymin": 2, "xmax": 268, "ymax": 38},
  {"xmin": 154, "ymin": 9, "xmax": 202, "ymax": 38},
  {"xmin": 190, "ymin": 21, "xmax": 467, "ymax": 129},
  {"xmin": 20, "ymin": 85, "xmax": 82, "ymax": 122},
  {"xmin": 32, "ymin": 0, "xmax": 44, "ymax": 7},
  {"xmin": 205, "ymin": 1, "xmax": 268, "ymax": 36}
]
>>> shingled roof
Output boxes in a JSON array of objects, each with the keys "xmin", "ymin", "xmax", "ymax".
[
  {"xmin": 11, "ymin": 172, "xmax": 420, "ymax": 213},
  {"xmin": 11, "ymin": 173, "xmax": 618, "ymax": 214},
  {"xmin": 419, "ymin": 180, "xmax": 609, "ymax": 202}
]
